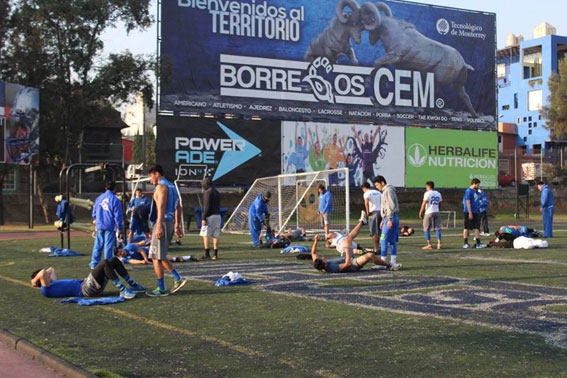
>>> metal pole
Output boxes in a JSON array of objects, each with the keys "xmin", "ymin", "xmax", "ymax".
[
  {"xmin": 345, "ymin": 167, "xmax": 350, "ymax": 233},
  {"xmin": 515, "ymin": 146, "xmax": 519, "ymax": 219},
  {"xmin": 28, "ymin": 165, "xmax": 33, "ymax": 229},
  {"xmin": 277, "ymin": 176, "xmax": 282, "ymax": 230}
]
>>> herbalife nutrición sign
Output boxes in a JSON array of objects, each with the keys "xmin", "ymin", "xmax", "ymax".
[{"xmin": 405, "ymin": 128, "xmax": 498, "ymax": 188}]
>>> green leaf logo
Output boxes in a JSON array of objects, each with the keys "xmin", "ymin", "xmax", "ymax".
[{"xmin": 408, "ymin": 144, "xmax": 427, "ymax": 167}]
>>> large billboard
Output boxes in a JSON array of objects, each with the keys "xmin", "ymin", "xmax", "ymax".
[
  {"xmin": 160, "ymin": 0, "xmax": 496, "ymax": 129},
  {"xmin": 282, "ymin": 121, "xmax": 405, "ymax": 186},
  {"xmin": 1, "ymin": 82, "xmax": 40, "ymax": 165},
  {"xmin": 156, "ymin": 116, "xmax": 281, "ymax": 185},
  {"xmin": 405, "ymin": 128, "xmax": 498, "ymax": 189}
]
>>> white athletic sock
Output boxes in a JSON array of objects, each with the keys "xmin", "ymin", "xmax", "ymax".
[{"xmin": 390, "ymin": 255, "xmax": 397, "ymax": 265}]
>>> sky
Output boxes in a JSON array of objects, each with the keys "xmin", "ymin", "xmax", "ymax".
[{"xmin": 101, "ymin": 0, "xmax": 567, "ymax": 58}]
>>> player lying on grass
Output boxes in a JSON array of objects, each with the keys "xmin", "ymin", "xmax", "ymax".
[
  {"xmin": 312, "ymin": 220, "xmax": 401, "ymax": 273},
  {"xmin": 30, "ymin": 257, "xmax": 147, "ymax": 299},
  {"xmin": 115, "ymin": 238, "xmax": 195, "ymax": 265},
  {"xmin": 260, "ymin": 227, "xmax": 311, "ymax": 245}
]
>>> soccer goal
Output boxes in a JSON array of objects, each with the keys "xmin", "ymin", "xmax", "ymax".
[{"xmin": 222, "ymin": 168, "xmax": 350, "ymax": 235}]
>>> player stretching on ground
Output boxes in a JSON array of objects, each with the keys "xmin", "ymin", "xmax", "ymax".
[
  {"xmin": 31, "ymin": 258, "xmax": 146, "ymax": 299},
  {"xmin": 418, "ymin": 181, "xmax": 443, "ymax": 250},
  {"xmin": 312, "ymin": 219, "xmax": 399, "ymax": 273}
]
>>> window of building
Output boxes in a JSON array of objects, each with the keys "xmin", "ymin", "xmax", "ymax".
[
  {"xmin": 523, "ymin": 137, "xmax": 527, "ymax": 142},
  {"xmin": 514, "ymin": 93, "xmax": 518, "ymax": 109},
  {"xmin": 534, "ymin": 122, "xmax": 537, "ymax": 127},
  {"xmin": 520, "ymin": 146, "xmax": 527, "ymax": 154},
  {"xmin": 558, "ymin": 44, "xmax": 567, "ymax": 67},
  {"xmin": 528, "ymin": 130, "xmax": 532, "ymax": 135},
  {"xmin": 539, "ymin": 115, "xmax": 542, "ymax": 120},
  {"xmin": 523, "ymin": 117, "xmax": 527, "ymax": 122},
  {"xmin": 529, "ymin": 123, "xmax": 532, "ymax": 128},
  {"xmin": 533, "ymin": 144, "xmax": 542, "ymax": 154},
  {"xmin": 517, "ymin": 117, "xmax": 521, "ymax": 124},
  {"xmin": 528, "ymin": 116, "xmax": 532, "ymax": 121},
  {"xmin": 528, "ymin": 90, "xmax": 543, "ymax": 111},
  {"xmin": 498, "ymin": 135, "xmax": 502, "ymax": 143},
  {"xmin": 502, "ymin": 105, "xmax": 510, "ymax": 110},
  {"xmin": 2, "ymin": 168, "xmax": 16, "ymax": 191},
  {"xmin": 523, "ymin": 45, "xmax": 543, "ymax": 79},
  {"xmin": 497, "ymin": 63, "xmax": 506, "ymax": 79}
]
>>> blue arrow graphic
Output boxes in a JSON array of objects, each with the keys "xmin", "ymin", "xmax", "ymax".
[{"xmin": 213, "ymin": 121, "xmax": 261, "ymax": 181}]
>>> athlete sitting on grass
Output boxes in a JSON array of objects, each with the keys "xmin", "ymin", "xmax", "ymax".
[
  {"xmin": 30, "ymin": 257, "xmax": 147, "ymax": 299},
  {"xmin": 312, "ymin": 219, "xmax": 400, "ymax": 273}
]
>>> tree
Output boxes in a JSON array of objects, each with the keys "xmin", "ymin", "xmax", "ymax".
[
  {"xmin": 132, "ymin": 128, "xmax": 156, "ymax": 165},
  {"xmin": 0, "ymin": 0, "xmax": 155, "ymax": 224},
  {"xmin": 541, "ymin": 58, "xmax": 567, "ymax": 139},
  {"xmin": 0, "ymin": 0, "xmax": 155, "ymax": 173}
]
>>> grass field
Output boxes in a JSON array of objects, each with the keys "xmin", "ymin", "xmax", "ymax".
[{"xmin": 1, "ymin": 219, "xmax": 566, "ymax": 377}]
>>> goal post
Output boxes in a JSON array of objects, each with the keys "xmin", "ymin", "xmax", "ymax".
[{"xmin": 222, "ymin": 168, "xmax": 350, "ymax": 235}]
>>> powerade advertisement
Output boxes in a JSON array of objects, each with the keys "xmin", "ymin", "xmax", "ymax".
[
  {"xmin": 405, "ymin": 128, "xmax": 498, "ymax": 189},
  {"xmin": 156, "ymin": 115, "xmax": 281, "ymax": 185},
  {"xmin": 1, "ymin": 81, "xmax": 40, "ymax": 165},
  {"xmin": 160, "ymin": 0, "xmax": 496, "ymax": 129},
  {"xmin": 281, "ymin": 121, "xmax": 405, "ymax": 187}
]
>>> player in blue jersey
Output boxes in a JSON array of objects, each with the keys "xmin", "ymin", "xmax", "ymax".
[
  {"xmin": 31, "ymin": 258, "xmax": 146, "ymax": 299},
  {"xmin": 146, "ymin": 165, "xmax": 187, "ymax": 297},
  {"xmin": 462, "ymin": 178, "xmax": 486, "ymax": 249}
]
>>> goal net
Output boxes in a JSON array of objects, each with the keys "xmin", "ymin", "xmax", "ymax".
[{"xmin": 222, "ymin": 168, "xmax": 350, "ymax": 235}]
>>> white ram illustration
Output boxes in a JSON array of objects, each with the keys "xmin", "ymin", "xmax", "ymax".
[
  {"xmin": 305, "ymin": 0, "xmax": 380, "ymax": 65},
  {"xmin": 361, "ymin": 2, "xmax": 478, "ymax": 117}
]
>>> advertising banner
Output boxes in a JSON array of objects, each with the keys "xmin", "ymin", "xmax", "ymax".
[
  {"xmin": 2, "ymin": 82, "xmax": 40, "ymax": 165},
  {"xmin": 282, "ymin": 121, "xmax": 405, "ymax": 187},
  {"xmin": 0, "ymin": 81, "xmax": 4, "ymax": 163},
  {"xmin": 161, "ymin": 0, "xmax": 496, "ymax": 129},
  {"xmin": 405, "ymin": 128, "xmax": 498, "ymax": 189},
  {"xmin": 156, "ymin": 116, "xmax": 281, "ymax": 185}
]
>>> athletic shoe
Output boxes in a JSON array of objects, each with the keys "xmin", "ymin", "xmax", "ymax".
[
  {"xmin": 201, "ymin": 254, "xmax": 211, "ymax": 260},
  {"xmin": 463, "ymin": 243, "xmax": 472, "ymax": 249},
  {"xmin": 371, "ymin": 265, "xmax": 388, "ymax": 270},
  {"xmin": 170, "ymin": 278, "xmax": 188, "ymax": 294},
  {"xmin": 359, "ymin": 210, "xmax": 368, "ymax": 225},
  {"xmin": 387, "ymin": 263, "xmax": 402, "ymax": 271},
  {"xmin": 120, "ymin": 288, "xmax": 136, "ymax": 300},
  {"xmin": 145, "ymin": 288, "xmax": 169, "ymax": 297},
  {"xmin": 129, "ymin": 283, "xmax": 148, "ymax": 293},
  {"xmin": 474, "ymin": 243, "xmax": 487, "ymax": 249}
]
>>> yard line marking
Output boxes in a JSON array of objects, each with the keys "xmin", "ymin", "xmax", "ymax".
[
  {"xmin": 0, "ymin": 273, "xmax": 338, "ymax": 378},
  {"xmin": 459, "ymin": 256, "xmax": 567, "ymax": 266},
  {"xmin": 100, "ymin": 306, "xmax": 338, "ymax": 378},
  {"xmin": 0, "ymin": 273, "xmax": 29, "ymax": 287},
  {"xmin": 0, "ymin": 262, "xmax": 15, "ymax": 267}
]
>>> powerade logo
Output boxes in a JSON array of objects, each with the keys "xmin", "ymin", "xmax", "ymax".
[
  {"xmin": 408, "ymin": 143, "xmax": 497, "ymax": 169},
  {"xmin": 175, "ymin": 121, "xmax": 261, "ymax": 180}
]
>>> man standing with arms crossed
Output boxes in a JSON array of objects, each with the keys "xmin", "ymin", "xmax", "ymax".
[
  {"xmin": 201, "ymin": 177, "xmax": 221, "ymax": 260},
  {"xmin": 373, "ymin": 176, "xmax": 401, "ymax": 268},
  {"xmin": 538, "ymin": 181, "xmax": 555, "ymax": 238},
  {"xmin": 462, "ymin": 178, "xmax": 486, "ymax": 249},
  {"xmin": 361, "ymin": 182, "xmax": 381, "ymax": 253},
  {"xmin": 418, "ymin": 181, "xmax": 443, "ymax": 250},
  {"xmin": 146, "ymin": 165, "xmax": 187, "ymax": 297},
  {"xmin": 318, "ymin": 184, "xmax": 333, "ymax": 236},
  {"xmin": 90, "ymin": 181, "xmax": 123, "ymax": 269}
]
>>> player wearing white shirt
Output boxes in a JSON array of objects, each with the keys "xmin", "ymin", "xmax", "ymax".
[
  {"xmin": 418, "ymin": 181, "xmax": 443, "ymax": 250},
  {"xmin": 361, "ymin": 183, "xmax": 382, "ymax": 252}
]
